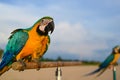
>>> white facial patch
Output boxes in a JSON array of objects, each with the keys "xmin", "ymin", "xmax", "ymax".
[{"xmin": 39, "ymin": 25, "xmax": 45, "ymax": 32}]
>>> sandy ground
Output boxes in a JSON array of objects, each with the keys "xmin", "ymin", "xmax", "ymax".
[{"xmin": 0, "ymin": 65, "xmax": 120, "ymax": 80}]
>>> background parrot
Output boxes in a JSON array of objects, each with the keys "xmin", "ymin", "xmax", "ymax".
[
  {"xmin": 85, "ymin": 45, "xmax": 120, "ymax": 77},
  {"xmin": 0, "ymin": 16, "xmax": 54, "ymax": 76}
]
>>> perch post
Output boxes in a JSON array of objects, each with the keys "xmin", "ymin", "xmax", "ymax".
[
  {"xmin": 55, "ymin": 67, "xmax": 62, "ymax": 80},
  {"xmin": 113, "ymin": 66, "xmax": 116, "ymax": 80},
  {"xmin": 12, "ymin": 61, "xmax": 82, "ymax": 70}
]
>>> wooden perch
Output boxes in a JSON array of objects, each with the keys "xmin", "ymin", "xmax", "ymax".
[{"xmin": 12, "ymin": 61, "xmax": 82, "ymax": 71}]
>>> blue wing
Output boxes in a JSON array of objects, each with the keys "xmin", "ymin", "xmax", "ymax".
[
  {"xmin": 0, "ymin": 29, "xmax": 29, "ymax": 70},
  {"xmin": 99, "ymin": 53, "xmax": 114, "ymax": 68}
]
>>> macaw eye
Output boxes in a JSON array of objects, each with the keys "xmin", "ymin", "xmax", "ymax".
[
  {"xmin": 41, "ymin": 19, "xmax": 48, "ymax": 25},
  {"xmin": 42, "ymin": 19, "xmax": 44, "ymax": 22},
  {"xmin": 41, "ymin": 19, "xmax": 44, "ymax": 23},
  {"xmin": 41, "ymin": 19, "xmax": 53, "ymax": 26}
]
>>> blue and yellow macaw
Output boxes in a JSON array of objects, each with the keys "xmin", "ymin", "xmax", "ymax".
[
  {"xmin": 85, "ymin": 45, "xmax": 120, "ymax": 76},
  {"xmin": 0, "ymin": 16, "xmax": 54, "ymax": 76}
]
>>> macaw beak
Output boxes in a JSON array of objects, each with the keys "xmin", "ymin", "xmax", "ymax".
[
  {"xmin": 113, "ymin": 46, "xmax": 120, "ymax": 53},
  {"xmin": 45, "ymin": 21, "xmax": 55, "ymax": 34},
  {"xmin": 118, "ymin": 48, "xmax": 120, "ymax": 53}
]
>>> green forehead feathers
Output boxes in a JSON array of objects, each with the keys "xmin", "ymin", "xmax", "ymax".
[
  {"xmin": 41, "ymin": 16, "xmax": 53, "ymax": 20},
  {"xmin": 113, "ymin": 45, "xmax": 120, "ymax": 49}
]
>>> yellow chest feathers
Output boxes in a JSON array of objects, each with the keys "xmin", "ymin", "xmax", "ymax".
[
  {"xmin": 111, "ymin": 53, "xmax": 120, "ymax": 64},
  {"xmin": 20, "ymin": 30, "xmax": 50, "ymax": 55}
]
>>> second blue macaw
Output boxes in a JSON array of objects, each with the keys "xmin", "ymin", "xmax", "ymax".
[{"xmin": 85, "ymin": 45, "xmax": 120, "ymax": 76}]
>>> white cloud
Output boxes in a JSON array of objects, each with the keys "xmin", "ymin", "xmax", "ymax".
[
  {"xmin": 50, "ymin": 22, "xmax": 109, "ymax": 59},
  {"xmin": 0, "ymin": 3, "xmax": 38, "ymax": 25},
  {"xmin": 54, "ymin": 22, "xmax": 87, "ymax": 42}
]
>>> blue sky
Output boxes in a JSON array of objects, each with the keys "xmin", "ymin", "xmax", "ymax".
[{"xmin": 0, "ymin": 0, "xmax": 120, "ymax": 61}]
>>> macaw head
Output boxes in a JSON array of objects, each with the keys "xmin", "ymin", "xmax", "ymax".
[
  {"xmin": 34, "ymin": 16, "xmax": 55, "ymax": 35},
  {"xmin": 112, "ymin": 45, "xmax": 120, "ymax": 54}
]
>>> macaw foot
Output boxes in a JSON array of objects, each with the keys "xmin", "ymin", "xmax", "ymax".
[
  {"xmin": 109, "ymin": 65, "xmax": 114, "ymax": 70},
  {"xmin": 114, "ymin": 62, "xmax": 118, "ymax": 66},
  {"xmin": 109, "ymin": 63, "xmax": 118, "ymax": 71},
  {"xmin": 17, "ymin": 59, "xmax": 26, "ymax": 71},
  {"xmin": 32, "ymin": 58, "xmax": 41, "ymax": 71}
]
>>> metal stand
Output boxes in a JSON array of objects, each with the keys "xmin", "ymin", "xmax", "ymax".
[
  {"xmin": 55, "ymin": 67, "xmax": 62, "ymax": 80},
  {"xmin": 113, "ymin": 67, "xmax": 116, "ymax": 80}
]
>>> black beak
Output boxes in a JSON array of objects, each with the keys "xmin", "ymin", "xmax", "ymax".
[
  {"xmin": 45, "ymin": 21, "xmax": 55, "ymax": 34},
  {"xmin": 113, "ymin": 46, "xmax": 120, "ymax": 54},
  {"xmin": 118, "ymin": 48, "xmax": 120, "ymax": 53}
]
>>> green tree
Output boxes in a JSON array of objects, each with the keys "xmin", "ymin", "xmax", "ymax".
[
  {"xmin": 0, "ymin": 48, "xmax": 3, "ymax": 58},
  {"xmin": 56, "ymin": 56, "xmax": 63, "ymax": 61}
]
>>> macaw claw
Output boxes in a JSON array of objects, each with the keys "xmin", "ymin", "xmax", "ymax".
[
  {"xmin": 32, "ymin": 58, "xmax": 41, "ymax": 71},
  {"xmin": 17, "ymin": 59, "xmax": 26, "ymax": 71}
]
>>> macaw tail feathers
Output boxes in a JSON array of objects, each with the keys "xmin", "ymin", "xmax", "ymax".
[
  {"xmin": 0, "ymin": 60, "xmax": 8, "ymax": 70},
  {"xmin": 0, "ymin": 66, "xmax": 11, "ymax": 76},
  {"xmin": 0, "ymin": 52, "xmax": 13, "ymax": 76},
  {"xmin": 84, "ymin": 68, "xmax": 101, "ymax": 76},
  {"xmin": 96, "ymin": 68, "xmax": 106, "ymax": 77}
]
